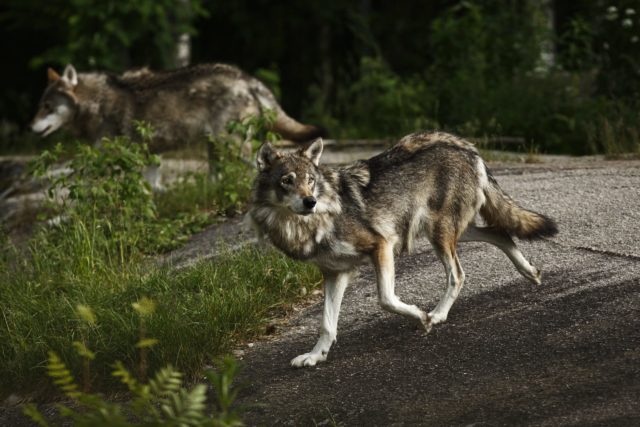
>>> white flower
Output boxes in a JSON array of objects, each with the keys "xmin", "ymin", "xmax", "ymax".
[
  {"xmin": 632, "ymin": 36, "xmax": 639, "ymax": 43},
  {"xmin": 625, "ymin": 8, "xmax": 636, "ymax": 15},
  {"xmin": 622, "ymin": 18, "xmax": 633, "ymax": 28},
  {"xmin": 607, "ymin": 6, "xmax": 618, "ymax": 14}
]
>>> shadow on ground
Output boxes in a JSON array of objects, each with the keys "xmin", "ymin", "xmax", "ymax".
[{"xmin": 238, "ymin": 264, "xmax": 640, "ymax": 426}]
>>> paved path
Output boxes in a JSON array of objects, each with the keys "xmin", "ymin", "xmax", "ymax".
[{"xmin": 235, "ymin": 160, "xmax": 640, "ymax": 426}]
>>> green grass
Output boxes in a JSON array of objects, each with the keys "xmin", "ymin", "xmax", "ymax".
[
  {"xmin": 589, "ymin": 117, "xmax": 640, "ymax": 160},
  {"xmin": 0, "ymin": 240, "xmax": 320, "ymax": 398},
  {"xmin": 0, "ymin": 121, "xmax": 321, "ymax": 400}
]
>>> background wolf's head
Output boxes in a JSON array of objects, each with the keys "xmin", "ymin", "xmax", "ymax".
[{"xmin": 31, "ymin": 65, "xmax": 79, "ymax": 137}]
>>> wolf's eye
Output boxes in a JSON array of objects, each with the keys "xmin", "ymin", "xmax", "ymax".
[
  {"xmin": 308, "ymin": 176, "xmax": 315, "ymax": 186},
  {"xmin": 281, "ymin": 176, "xmax": 293, "ymax": 186}
]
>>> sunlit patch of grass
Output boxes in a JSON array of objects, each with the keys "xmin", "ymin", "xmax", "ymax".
[{"xmin": 0, "ymin": 242, "xmax": 320, "ymax": 398}]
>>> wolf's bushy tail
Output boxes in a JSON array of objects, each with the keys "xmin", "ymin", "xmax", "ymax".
[
  {"xmin": 272, "ymin": 112, "xmax": 328, "ymax": 142},
  {"xmin": 480, "ymin": 168, "xmax": 558, "ymax": 240},
  {"xmin": 249, "ymin": 79, "xmax": 328, "ymax": 142}
]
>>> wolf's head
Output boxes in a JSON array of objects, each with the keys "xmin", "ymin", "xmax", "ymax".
[
  {"xmin": 255, "ymin": 138, "xmax": 327, "ymax": 216},
  {"xmin": 31, "ymin": 65, "xmax": 79, "ymax": 137}
]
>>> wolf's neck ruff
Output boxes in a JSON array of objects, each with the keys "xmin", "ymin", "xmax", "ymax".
[{"xmin": 251, "ymin": 171, "xmax": 343, "ymax": 260}]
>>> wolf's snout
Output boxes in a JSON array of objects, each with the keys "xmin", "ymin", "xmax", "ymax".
[{"xmin": 303, "ymin": 196, "xmax": 317, "ymax": 209}]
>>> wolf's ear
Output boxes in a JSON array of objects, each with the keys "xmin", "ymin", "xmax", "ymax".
[
  {"xmin": 47, "ymin": 68, "xmax": 61, "ymax": 83},
  {"xmin": 256, "ymin": 143, "xmax": 277, "ymax": 171},
  {"xmin": 303, "ymin": 138, "xmax": 323, "ymax": 166},
  {"xmin": 62, "ymin": 64, "xmax": 78, "ymax": 87}
]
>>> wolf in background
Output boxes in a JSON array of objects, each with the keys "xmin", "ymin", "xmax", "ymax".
[
  {"xmin": 30, "ymin": 63, "xmax": 325, "ymax": 187},
  {"xmin": 249, "ymin": 132, "xmax": 558, "ymax": 367}
]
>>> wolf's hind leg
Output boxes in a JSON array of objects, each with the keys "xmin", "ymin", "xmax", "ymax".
[
  {"xmin": 460, "ymin": 225, "xmax": 541, "ymax": 284},
  {"xmin": 143, "ymin": 163, "xmax": 164, "ymax": 192},
  {"xmin": 373, "ymin": 239, "xmax": 429, "ymax": 330},
  {"xmin": 426, "ymin": 238, "xmax": 465, "ymax": 332},
  {"xmin": 291, "ymin": 271, "xmax": 351, "ymax": 368}
]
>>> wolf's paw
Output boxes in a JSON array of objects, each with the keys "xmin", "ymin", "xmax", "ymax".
[
  {"xmin": 521, "ymin": 265, "xmax": 542, "ymax": 285},
  {"xmin": 417, "ymin": 311, "xmax": 432, "ymax": 333},
  {"xmin": 423, "ymin": 311, "xmax": 447, "ymax": 333},
  {"xmin": 291, "ymin": 352, "xmax": 326, "ymax": 368}
]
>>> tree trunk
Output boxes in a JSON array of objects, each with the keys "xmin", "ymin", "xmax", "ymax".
[
  {"xmin": 536, "ymin": 0, "xmax": 556, "ymax": 73},
  {"xmin": 174, "ymin": 0, "xmax": 192, "ymax": 68}
]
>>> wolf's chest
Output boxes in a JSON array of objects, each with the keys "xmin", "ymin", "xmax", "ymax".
[
  {"xmin": 310, "ymin": 239, "xmax": 367, "ymax": 272},
  {"xmin": 265, "ymin": 218, "xmax": 366, "ymax": 270}
]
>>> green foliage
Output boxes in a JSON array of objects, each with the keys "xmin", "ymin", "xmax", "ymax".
[
  {"xmin": 30, "ymin": 124, "xmax": 223, "ymax": 255},
  {"xmin": 597, "ymin": 2, "xmax": 640, "ymax": 98},
  {"xmin": 586, "ymin": 113, "xmax": 640, "ymax": 159},
  {"xmin": 559, "ymin": 16, "xmax": 597, "ymax": 71},
  {"xmin": 0, "ymin": 241, "xmax": 320, "ymax": 397},
  {"xmin": 214, "ymin": 110, "xmax": 279, "ymax": 210},
  {"xmin": 0, "ymin": 115, "xmax": 320, "ymax": 397},
  {"xmin": 304, "ymin": 1, "xmax": 640, "ymax": 155},
  {"xmin": 3, "ymin": 1, "xmax": 640, "ymax": 156},
  {"xmin": 30, "ymin": 131, "xmax": 164, "ymax": 257},
  {"xmin": 345, "ymin": 57, "xmax": 438, "ymax": 138},
  {"xmin": 204, "ymin": 357, "xmax": 245, "ymax": 426},
  {"xmin": 24, "ymin": 0, "xmax": 208, "ymax": 71},
  {"xmin": 227, "ymin": 109, "xmax": 280, "ymax": 144},
  {"xmin": 156, "ymin": 111, "xmax": 279, "ymax": 224},
  {"xmin": 25, "ymin": 349, "xmax": 244, "ymax": 426}
]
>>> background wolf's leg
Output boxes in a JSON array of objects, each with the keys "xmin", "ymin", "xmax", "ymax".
[
  {"xmin": 460, "ymin": 225, "xmax": 541, "ymax": 284},
  {"xmin": 207, "ymin": 138, "xmax": 220, "ymax": 179},
  {"xmin": 427, "ymin": 234, "xmax": 465, "ymax": 332},
  {"xmin": 291, "ymin": 271, "xmax": 351, "ymax": 367},
  {"xmin": 373, "ymin": 239, "xmax": 429, "ymax": 329},
  {"xmin": 143, "ymin": 163, "xmax": 164, "ymax": 192}
]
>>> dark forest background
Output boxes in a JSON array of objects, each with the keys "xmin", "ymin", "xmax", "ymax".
[{"xmin": 1, "ymin": 0, "xmax": 640, "ymax": 154}]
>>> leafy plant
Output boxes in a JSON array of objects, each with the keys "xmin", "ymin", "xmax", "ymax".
[
  {"xmin": 157, "ymin": 110, "xmax": 280, "ymax": 220},
  {"xmin": 23, "ymin": 0, "xmax": 209, "ymax": 70},
  {"xmin": 22, "ymin": 298, "xmax": 246, "ymax": 426},
  {"xmin": 0, "ymin": 240, "xmax": 320, "ymax": 397},
  {"xmin": 304, "ymin": 56, "xmax": 438, "ymax": 138},
  {"xmin": 30, "ymin": 123, "xmax": 208, "ymax": 255}
]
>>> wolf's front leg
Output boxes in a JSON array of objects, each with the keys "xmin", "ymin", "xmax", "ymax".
[
  {"xmin": 374, "ymin": 239, "xmax": 429, "ymax": 329},
  {"xmin": 291, "ymin": 271, "xmax": 351, "ymax": 368}
]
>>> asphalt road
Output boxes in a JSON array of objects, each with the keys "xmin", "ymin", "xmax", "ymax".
[{"xmin": 235, "ymin": 160, "xmax": 640, "ymax": 426}]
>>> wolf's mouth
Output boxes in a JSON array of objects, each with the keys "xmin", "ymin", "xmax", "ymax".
[
  {"xmin": 290, "ymin": 206, "xmax": 316, "ymax": 216},
  {"xmin": 298, "ymin": 207, "xmax": 316, "ymax": 216},
  {"xmin": 36, "ymin": 125, "xmax": 52, "ymax": 137}
]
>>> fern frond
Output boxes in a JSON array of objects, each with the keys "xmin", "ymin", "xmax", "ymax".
[
  {"xmin": 160, "ymin": 384, "xmax": 208, "ymax": 427},
  {"xmin": 22, "ymin": 404, "xmax": 51, "ymax": 427},
  {"xmin": 149, "ymin": 365, "xmax": 182, "ymax": 397},
  {"xmin": 112, "ymin": 361, "xmax": 138, "ymax": 392},
  {"xmin": 46, "ymin": 351, "xmax": 80, "ymax": 398},
  {"xmin": 72, "ymin": 341, "xmax": 96, "ymax": 360}
]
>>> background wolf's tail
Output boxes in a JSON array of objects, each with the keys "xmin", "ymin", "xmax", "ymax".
[
  {"xmin": 480, "ymin": 166, "xmax": 558, "ymax": 240},
  {"xmin": 249, "ymin": 79, "xmax": 328, "ymax": 142},
  {"xmin": 271, "ymin": 111, "xmax": 328, "ymax": 142}
]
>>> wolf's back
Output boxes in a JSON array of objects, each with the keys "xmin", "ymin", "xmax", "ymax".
[{"xmin": 479, "ymin": 167, "xmax": 558, "ymax": 240}]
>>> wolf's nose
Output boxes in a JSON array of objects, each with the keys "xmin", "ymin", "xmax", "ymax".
[{"xmin": 303, "ymin": 196, "xmax": 317, "ymax": 209}]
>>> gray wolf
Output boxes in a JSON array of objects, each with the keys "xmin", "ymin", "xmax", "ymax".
[
  {"xmin": 31, "ymin": 64, "xmax": 325, "ymax": 187},
  {"xmin": 249, "ymin": 132, "xmax": 558, "ymax": 367}
]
